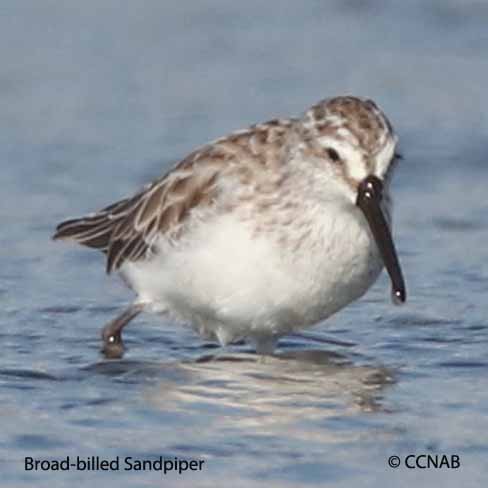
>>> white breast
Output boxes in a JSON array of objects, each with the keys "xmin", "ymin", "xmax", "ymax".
[{"xmin": 121, "ymin": 195, "xmax": 384, "ymax": 347}]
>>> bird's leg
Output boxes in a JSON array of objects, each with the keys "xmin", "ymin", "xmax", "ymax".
[{"xmin": 101, "ymin": 304, "xmax": 144, "ymax": 359}]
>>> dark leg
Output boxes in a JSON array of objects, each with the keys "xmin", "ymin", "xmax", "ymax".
[{"xmin": 101, "ymin": 304, "xmax": 144, "ymax": 359}]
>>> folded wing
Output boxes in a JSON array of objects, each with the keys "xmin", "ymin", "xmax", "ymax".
[{"xmin": 53, "ymin": 148, "xmax": 220, "ymax": 273}]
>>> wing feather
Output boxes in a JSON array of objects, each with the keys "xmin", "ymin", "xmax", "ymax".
[
  {"xmin": 53, "ymin": 118, "xmax": 293, "ymax": 273},
  {"xmin": 53, "ymin": 149, "xmax": 222, "ymax": 273}
]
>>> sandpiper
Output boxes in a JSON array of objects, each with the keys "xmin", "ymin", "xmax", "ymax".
[{"xmin": 54, "ymin": 96, "xmax": 406, "ymax": 358}]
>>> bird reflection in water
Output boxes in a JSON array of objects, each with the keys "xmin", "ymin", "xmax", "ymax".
[{"xmin": 144, "ymin": 348, "xmax": 395, "ymax": 440}]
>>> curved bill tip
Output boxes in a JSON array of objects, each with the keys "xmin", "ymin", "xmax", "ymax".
[{"xmin": 356, "ymin": 175, "xmax": 407, "ymax": 306}]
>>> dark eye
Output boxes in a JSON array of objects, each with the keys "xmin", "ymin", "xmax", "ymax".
[{"xmin": 326, "ymin": 147, "xmax": 341, "ymax": 162}]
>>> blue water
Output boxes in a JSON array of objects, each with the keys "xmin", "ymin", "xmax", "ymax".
[{"xmin": 1, "ymin": 1, "xmax": 488, "ymax": 487}]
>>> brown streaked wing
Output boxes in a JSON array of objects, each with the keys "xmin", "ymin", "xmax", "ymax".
[
  {"xmin": 54, "ymin": 117, "xmax": 294, "ymax": 273},
  {"xmin": 52, "ymin": 190, "xmax": 145, "ymax": 251},
  {"xmin": 105, "ymin": 156, "xmax": 223, "ymax": 273}
]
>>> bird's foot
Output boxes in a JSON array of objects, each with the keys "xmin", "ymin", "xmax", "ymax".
[{"xmin": 101, "ymin": 328, "xmax": 125, "ymax": 359}]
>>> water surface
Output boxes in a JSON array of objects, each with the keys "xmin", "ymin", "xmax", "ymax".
[{"xmin": 1, "ymin": 1, "xmax": 488, "ymax": 487}]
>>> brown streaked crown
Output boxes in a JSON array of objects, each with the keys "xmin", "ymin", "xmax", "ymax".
[{"xmin": 300, "ymin": 96, "xmax": 394, "ymax": 156}]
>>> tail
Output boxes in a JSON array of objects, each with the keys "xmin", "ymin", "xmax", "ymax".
[
  {"xmin": 52, "ymin": 196, "xmax": 136, "ymax": 255},
  {"xmin": 53, "ymin": 215, "xmax": 112, "ymax": 253}
]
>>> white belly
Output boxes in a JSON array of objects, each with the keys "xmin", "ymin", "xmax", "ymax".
[{"xmin": 121, "ymin": 202, "xmax": 383, "ymax": 349}]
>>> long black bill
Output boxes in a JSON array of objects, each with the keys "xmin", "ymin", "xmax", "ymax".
[{"xmin": 356, "ymin": 175, "xmax": 406, "ymax": 304}]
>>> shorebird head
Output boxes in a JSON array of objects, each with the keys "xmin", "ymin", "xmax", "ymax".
[
  {"xmin": 296, "ymin": 96, "xmax": 406, "ymax": 304},
  {"xmin": 298, "ymin": 96, "xmax": 399, "ymax": 189}
]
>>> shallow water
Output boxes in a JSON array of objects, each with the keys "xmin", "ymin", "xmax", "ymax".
[{"xmin": 1, "ymin": 1, "xmax": 488, "ymax": 487}]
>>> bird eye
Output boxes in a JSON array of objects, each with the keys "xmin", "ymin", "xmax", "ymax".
[{"xmin": 326, "ymin": 147, "xmax": 341, "ymax": 162}]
